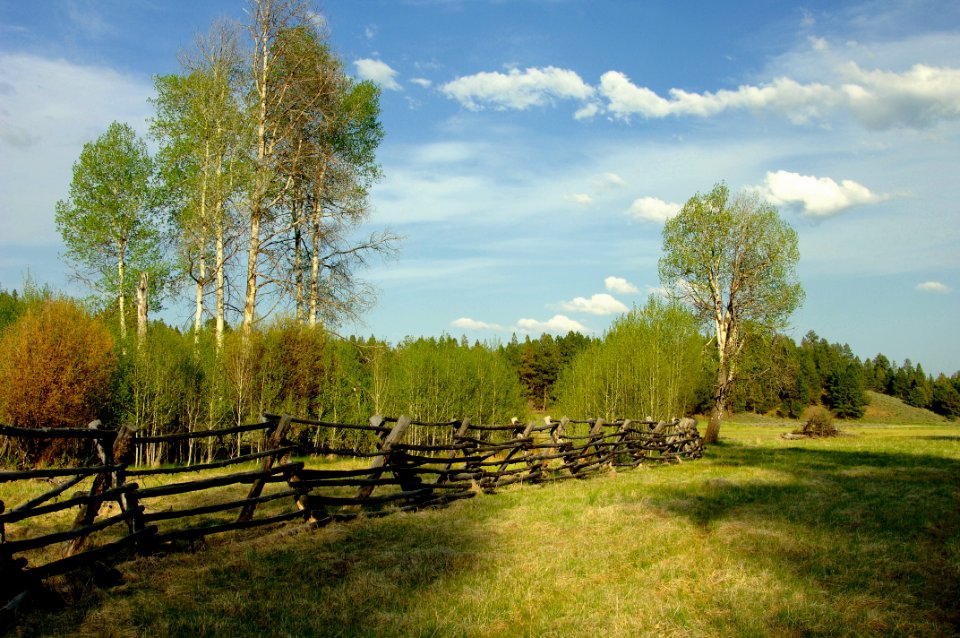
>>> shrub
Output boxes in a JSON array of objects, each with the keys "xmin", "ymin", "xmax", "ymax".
[
  {"xmin": 0, "ymin": 298, "xmax": 117, "ymax": 464},
  {"xmin": 795, "ymin": 405, "xmax": 838, "ymax": 437}
]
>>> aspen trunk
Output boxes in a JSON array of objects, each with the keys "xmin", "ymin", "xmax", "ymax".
[
  {"xmin": 194, "ymin": 254, "xmax": 205, "ymax": 345},
  {"xmin": 215, "ymin": 209, "xmax": 226, "ymax": 351},
  {"xmin": 243, "ymin": 210, "xmax": 260, "ymax": 333},
  {"xmin": 136, "ymin": 272, "xmax": 148, "ymax": 350},
  {"xmin": 117, "ymin": 246, "xmax": 127, "ymax": 342}
]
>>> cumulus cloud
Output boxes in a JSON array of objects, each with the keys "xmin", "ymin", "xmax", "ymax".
[
  {"xmin": 440, "ymin": 66, "xmax": 594, "ymax": 111},
  {"xmin": 916, "ymin": 281, "xmax": 952, "ymax": 294},
  {"xmin": 560, "ymin": 293, "xmax": 628, "ymax": 316},
  {"xmin": 605, "ymin": 276, "xmax": 639, "ymax": 294},
  {"xmin": 597, "ymin": 62, "xmax": 960, "ymax": 129},
  {"xmin": 565, "ymin": 193, "xmax": 592, "ymax": 206},
  {"xmin": 757, "ymin": 170, "xmax": 886, "ymax": 217},
  {"xmin": 628, "ymin": 196, "xmax": 681, "ymax": 223},
  {"xmin": 599, "ymin": 71, "xmax": 836, "ymax": 123},
  {"xmin": 410, "ymin": 77, "xmax": 432, "ymax": 88},
  {"xmin": 354, "ymin": 58, "xmax": 402, "ymax": 91},
  {"xmin": 516, "ymin": 314, "xmax": 590, "ymax": 334},
  {"xmin": 452, "ymin": 317, "xmax": 506, "ymax": 331},
  {"xmin": 441, "ymin": 50, "xmax": 960, "ymax": 130}
]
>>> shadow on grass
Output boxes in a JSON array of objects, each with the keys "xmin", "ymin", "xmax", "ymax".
[
  {"xmin": 653, "ymin": 440, "xmax": 960, "ymax": 634},
  {"xmin": 17, "ymin": 501, "xmax": 495, "ymax": 638}
]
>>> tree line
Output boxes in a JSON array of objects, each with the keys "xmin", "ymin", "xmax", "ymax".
[{"xmin": 0, "ymin": 284, "xmax": 956, "ymax": 465}]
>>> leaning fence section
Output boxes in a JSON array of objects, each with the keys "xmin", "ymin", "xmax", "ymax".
[{"xmin": 0, "ymin": 414, "xmax": 703, "ymax": 619}]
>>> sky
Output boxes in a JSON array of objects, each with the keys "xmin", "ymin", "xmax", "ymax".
[{"xmin": 1, "ymin": 0, "xmax": 959, "ymax": 375}]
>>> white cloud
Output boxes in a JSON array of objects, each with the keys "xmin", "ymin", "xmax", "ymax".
[
  {"xmin": 0, "ymin": 53, "xmax": 153, "ymax": 246},
  {"xmin": 441, "ymin": 66, "xmax": 594, "ymax": 111},
  {"xmin": 574, "ymin": 102, "xmax": 600, "ymax": 120},
  {"xmin": 565, "ymin": 193, "xmax": 592, "ymax": 206},
  {"xmin": 916, "ymin": 281, "xmax": 952, "ymax": 294},
  {"xmin": 354, "ymin": 58, "xmax": 402, "ymax": 91},
  {"xmin": 599, "ymin": 70, "xmax": 837, "ymax": 123},
  {"xmin": 627, "ymin": 196, "xmax": 681, "ymax": 223},
  {"xmin": 410, "ymin": 77, "xmax": 432, "ymax": 88},
  {"xmin": 599, "ymin": 172, "xmax": 626, "ymax": 189},
  {"xmin": 452, "ymin": 314, "xmax": 593, "ymax": 335},
  {"xmin": 605, "ymin": 276, "xmax": 638, "ymax": 294},
  {"xmin": 839, "ymin": 62, "xmax": 960, "ymax": 130},
  {"xmin": 442, "ymin": 49, "xmax": 960, "ymax": 130},
  {"xmin": 560, "ymin": 293, "xmax": 628, "ymax": 316},
  {"xmin": 452, "ymin": 317, "xmax": 506, "ymax": 331},
  {"xmin": 757, "ymin": 170, "xmax": 886, "ymax": 217},
  {"xmin": 516, "ymin": 314, "xmax": 590, "ymax": 334}
]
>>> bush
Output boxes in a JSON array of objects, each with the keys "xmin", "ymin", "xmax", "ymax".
[
  {"xmin": 0, "ymin": 298, "xmax": 117, "ymax": 464},
  {"xmin": 795, "ymin": 406, "xmax": 838, "ymax": 437}
]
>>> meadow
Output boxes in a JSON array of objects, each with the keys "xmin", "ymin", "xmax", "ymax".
[{"xmin": 12, "ymin": 416, "xmax": 960, "ymax": 637}]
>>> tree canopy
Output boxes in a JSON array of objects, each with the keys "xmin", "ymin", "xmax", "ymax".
[
  {"xmin": 54, "ymin": 121, "xmax": 168, "ymax": 341},
  {"xmin": 659, "ymin": 182, "xmax": 803, "ymax": 442}
]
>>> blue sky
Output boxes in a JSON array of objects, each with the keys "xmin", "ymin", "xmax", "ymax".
[{"xmin": 1, "ymin": 0, "xmax": 958, "ymax": 375}]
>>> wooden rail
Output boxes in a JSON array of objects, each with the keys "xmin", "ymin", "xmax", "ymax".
[{"xmin": 0, "ymin": 413, "xmax": 703, "ymax": 625}]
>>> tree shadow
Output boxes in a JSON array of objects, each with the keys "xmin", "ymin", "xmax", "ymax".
[
  {"xmin": 651, "ymin": 441, "xmax": 960, "ymax": 634},
  {"xmin": 16, "ymin": 499, "xmax": 494, "ymax": 638}
]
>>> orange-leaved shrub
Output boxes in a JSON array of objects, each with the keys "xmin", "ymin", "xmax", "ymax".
[{"xmin": 0, "ymin": 298, "xmax": 117, "ymax": 464}]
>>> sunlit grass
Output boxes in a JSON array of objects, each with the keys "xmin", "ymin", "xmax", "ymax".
[{"xmin": 11, "ymin": 419, "xmax": 960, "ymax": 637}]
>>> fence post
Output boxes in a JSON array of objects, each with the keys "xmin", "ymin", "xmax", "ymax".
[
  {"xmin": 237, "ymin": 414, "xmax": 293, "ymax": 523},
  {"xmin": 65, "ymin": 421, "xmax": 115, "ymax": 556},
  {"xmin": 571, "ymin": 417, "xmax": 605, "ymax": 476},
  {"xmin": 436, "ymin": 418, "xmax": 472, "ymax": 485},
  {"xmin": 355, "ymin": 415, "xmax": 411, "ymax": 502}
]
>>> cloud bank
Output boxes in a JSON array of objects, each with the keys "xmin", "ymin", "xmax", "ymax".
[{"xmin": 439, "ymin": 56, "xmax": 960, "ymax": 130}]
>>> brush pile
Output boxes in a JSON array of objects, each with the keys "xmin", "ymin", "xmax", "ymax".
[{"xmin": 783, "ymin": 406, "xmax": 840, "ymax": 439}]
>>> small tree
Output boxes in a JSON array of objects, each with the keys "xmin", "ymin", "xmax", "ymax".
[
  {"xmin": 659, "ymin": 183, "xmax": 803, "ymax": 443},
  {"xmin": 55, "ymin": 121, "xmax": 169, "ymax": 342},
  {"xmin": 0, "ymin": 299, "xmax": 117, "ymax": 464},
  {"xmin": 825, "ymin": 362, "xmax": 868, "ymax": 419}
]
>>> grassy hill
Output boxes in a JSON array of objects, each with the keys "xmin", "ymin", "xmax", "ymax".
[
  {"xmin": 16, "ymin": 420, "xmax": 960, "ymax": 637},
  {"xmin": 859, "ymin": 390, "xmax": 949, "ymax": 425}
]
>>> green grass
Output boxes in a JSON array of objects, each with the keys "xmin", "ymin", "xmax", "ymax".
[{"xmin": 11, "ymin": 418, "xmax": 960, "ymax": 637}]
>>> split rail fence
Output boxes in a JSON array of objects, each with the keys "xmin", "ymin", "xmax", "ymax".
[{"xmin": 0, "ymin": 413, "xmax": 703, "ymax": 620}]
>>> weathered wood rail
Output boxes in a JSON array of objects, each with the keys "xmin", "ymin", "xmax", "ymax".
[{"xmin": 0, "ymin": 414, "xmax": 702, "ymax": 624}]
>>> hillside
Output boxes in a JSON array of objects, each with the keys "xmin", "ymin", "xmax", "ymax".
[{"xmin": 860, "ymin": 391, "xmax": 949, "ymax": 425}]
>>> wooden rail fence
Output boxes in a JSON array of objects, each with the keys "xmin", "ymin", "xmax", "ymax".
[{"xmin": 0, "ymin": 414, "xmax": 703, "ymax": 624}]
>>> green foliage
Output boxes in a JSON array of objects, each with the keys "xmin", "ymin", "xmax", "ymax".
[
  {"xmin": 54, "ymin": 121, "xmax": 170, "ymax": 333},
  {"xmin": 824, "ymin": 362, "xmax": 868, "ymax": 419},
  {"xmin": 931, "ymin": 374, "xmax": 960, "ymax": 419},
  {"xmin": 553, "ymin": 296, "xmax": 705, "ymax": 421},
  {"xmin": 659, "ymin": 183, "xmax": 804, "ymax": 334},
  {"xmin": 383, "ymin": 335, "xmax": 525, "ymax": 425},
  {"xmin": 0, "ymin": 299, "xmax": 117, "ymax": 463},
  {"xmin": 659, "ymin": 183, "xmax": 804, "ymax": 441},
  {"xmin": 501, "ymin": 331, "xmax": 593, "ymax": 410}
]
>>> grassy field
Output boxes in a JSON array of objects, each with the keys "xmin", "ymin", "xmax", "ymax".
[{"xmin": 11, "ymin": 416, "xmax": 960, "ymax": 637}]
